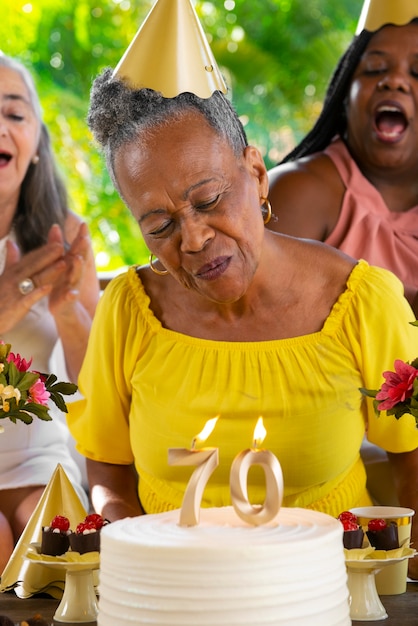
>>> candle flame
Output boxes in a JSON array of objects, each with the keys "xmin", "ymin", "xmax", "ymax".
[
  {"xmin": 253, "ymin": 416, "xmax": 266, "ymax": 449},
  {"xmin": 191, "ymin": 416, "xmax": 219, "ymax": 449}
]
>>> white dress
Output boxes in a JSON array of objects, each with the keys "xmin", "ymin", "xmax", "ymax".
[{"xmin": 0, "ymin": 234, "xmax": 88, "ymax": 508}]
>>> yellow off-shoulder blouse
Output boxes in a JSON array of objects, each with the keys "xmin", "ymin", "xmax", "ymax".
[{"xmin": 68, "ymin": 260, "xmax": 418, "ymax": 517}]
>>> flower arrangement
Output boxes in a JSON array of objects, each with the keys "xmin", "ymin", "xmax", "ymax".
[
  {"xmin": 0, "ymin": 342, "xmax": 77, "ymax": 429},
  {"xmin": 360, "ymin": 321, "xmax": 418, "ymax": 426}
]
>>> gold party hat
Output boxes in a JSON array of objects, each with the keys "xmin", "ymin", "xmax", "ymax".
[
  {"xmin": 113, "ymin": 0, "xmax": 227, "ymax": 97},
  {"xmin": 356, "ymin": 0, "xmax": 418, "ymax": 34}
]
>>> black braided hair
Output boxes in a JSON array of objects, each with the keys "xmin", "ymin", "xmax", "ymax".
[{"xmin": 280, "ymin": 29, "xmax": 373, "ymax": 163}]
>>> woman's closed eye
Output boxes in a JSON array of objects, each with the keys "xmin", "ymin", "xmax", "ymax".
[
  {"xmin": 194, "ymin": 195, "xmax": 220, "ymax": 211},
  {"xmin": 7, "ymin": 113, "xmax": 25, "ymax": 122},
  {"xmin": 358, "ymin": 53, "xmax": 389, "ymax": 76},
  {"xmin": 145, "ymin": 195, "xmax": 221, "ymax": 237},
  {"xmin": 148, "ymin": 220, "xmax": 174, "ymax": 237},
  {"xmin": 3, "ymin": 104, "xmax": 28, "ymax": 122},
  {"xmin": 362, "ymin": 62, "xmax": 388, "ymax": 76}
]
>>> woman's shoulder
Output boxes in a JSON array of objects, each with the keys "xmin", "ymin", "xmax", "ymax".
[
  {"xmin": 275, "ymin": 236, "xmax": 410, "ymax": 328},
  {"xmin": 324, "ymin": 258, "xmax": 413, "ymax": 335},
  {"xmin": 290, "ymin": 239, "xmax": 405, "ymax": 299},
  {"xmin": 102, "ymin": 266, "xmax": 146, "ymax": 302},
  {"xmin": 94, "ymin": 267, "xmax": 164, "ymax": 341},
  {"xmin": 281, "ymin": 234, "xmax": 356, "ymax": 282},
  {"xmin": 267, "ymin": 152, "xmax": 345, "ymax": 240}
]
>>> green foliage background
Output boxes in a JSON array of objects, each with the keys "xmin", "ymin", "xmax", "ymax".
[{"xmin": 2, "ymin": 0, "xmax": 362, "ymax": 271}]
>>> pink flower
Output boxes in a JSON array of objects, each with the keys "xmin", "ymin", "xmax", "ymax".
[
  {"xmin": 7, "ymin": 352, "xmax": 33, "ymax": 372},
  {"xmin": 375, "ymin": 359, "xmax": 418, "ymax": 411},
  {"xmin": 29, "ymin": 378, "xmax": 50, "ymax": 406}
]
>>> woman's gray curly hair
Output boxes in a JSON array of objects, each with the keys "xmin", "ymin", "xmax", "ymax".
[{"xmin": 87, "ymin": 68, "xmax": 248, "ymax": 183}]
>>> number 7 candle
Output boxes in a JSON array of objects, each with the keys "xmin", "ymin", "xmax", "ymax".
[{"xmin": 168, "ymin": 416, "xmax": 219, "ymax": 526}]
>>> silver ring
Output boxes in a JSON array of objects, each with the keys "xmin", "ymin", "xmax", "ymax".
[{"xmin": 18, "ymin": 277, "xmax": 35, "ymax": 295}]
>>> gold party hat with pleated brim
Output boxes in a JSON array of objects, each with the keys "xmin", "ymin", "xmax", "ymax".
[
  {"xmin": 113, "ymin": 0, "xmax": 227, "ymax": 98},
  {"xmin": 356, "ymin": 0, "xmax": 418, "ymax": 34}
]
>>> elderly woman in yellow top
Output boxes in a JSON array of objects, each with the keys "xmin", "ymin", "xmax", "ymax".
[{"xmin": 68, "ymin": 1, "xmax": 418, "ymax": 579}]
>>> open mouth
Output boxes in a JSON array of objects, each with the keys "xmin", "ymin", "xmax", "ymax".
[
  {"xmin": 0, "ymin": 152, "xmax": 12, "ymax": 166},
  {"xmin": 374, "ymin": 105, "xmax": 408, "ymax": 142}
]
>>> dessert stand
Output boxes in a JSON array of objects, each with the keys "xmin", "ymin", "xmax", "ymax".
[
  {"xmin": 26, "ymin": 546, "xmax": 99, "ymax": 623},
  {"xmin": 346, "ymin": 554, "xmax": 414, "ymax": 621}
]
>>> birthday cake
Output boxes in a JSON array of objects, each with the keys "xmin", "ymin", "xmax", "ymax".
[{"xmin": 98, "ymin": 506, "xmax": 350, "ymax": 626}]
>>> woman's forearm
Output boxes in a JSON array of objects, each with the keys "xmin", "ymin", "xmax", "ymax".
[
  {"xmin": 54, "ymin": 300, "xmax": 93, "ymax": 382},
  {"xmin": 87, "ymin": 459, "xmax": 144, "ymax": 521}
]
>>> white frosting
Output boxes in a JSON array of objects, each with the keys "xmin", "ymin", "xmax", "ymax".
[{"xmin": 98, "ymin": 507, "xmax": 350, "ymax": 626}]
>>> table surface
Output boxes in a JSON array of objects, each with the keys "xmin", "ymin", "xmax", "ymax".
[
  {"xmin": 0, "ymin": 591, "xmax": 96, "ymax": 626},
  {"xmin": 0, "ymin": 584, "xmax": 417, "ymax": 625},
  {"xmin": 354, "ymin": 582, "xmax": 418, "ymax": 625}
]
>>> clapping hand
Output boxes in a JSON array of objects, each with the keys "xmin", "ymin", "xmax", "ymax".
[
  {"xmin": 46, "ymin": 222, "xmax": 92, "ymax": 318},
  {"xmin": 0, "ymin": 222, "xmax": 92, "ymax": 334},
  {"xmin": 0, "ymin": 227, "xmax": 67, "ymax": 334}
]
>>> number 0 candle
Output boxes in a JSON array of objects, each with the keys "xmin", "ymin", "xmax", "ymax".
[
  {"xmin": 168, "ymin": 417, "xmax": 219, "ymax": 527},
  {"xmin": 230, "ymin": 417, "xmax": 283, "ymax": 525}
]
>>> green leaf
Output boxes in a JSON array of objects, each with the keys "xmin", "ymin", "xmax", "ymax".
[
  {"xmin": 43, "ymin": 373, "xmax": 57, "ymax": 386},
  {"xmin": 359, "ymin": 387, "xmax": 378, "ymax": 399},
  {"xmin": 410, "ymin": 395, "xmax": 418, "ymax": 410},
  {"xmin": 22, "ymin": 402, "xmax": 53, "ymax": 421},
  {"xmin": 0, "ymin": 407, "xmax": 32, "ymax": 424},
  {"xmin": 49, "ymin": 392, "xmax": 69, "ymax": 413},
  {"xmin": 47, "ymin": 381, "xmax": 78, "ymax": 395},
  {"xmin": 7, "ymin": 361, "xmax": 20, "ymax": 387},
  {"xmin": 14, "ymin": 412, "xmax": 33, "ymax": 425},
  {"xmin": 17, "ymin": 371, "xmax": 40, "ymax": 391},
  {"xmin": 386, "ymin": 403, "xmax": 413, "ymax": 420},
  {"xmin": 0, "ymin": 343, "xmax": 11, "ymax": 361}
]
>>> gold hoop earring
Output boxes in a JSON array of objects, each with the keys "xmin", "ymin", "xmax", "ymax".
[
  {"xmin": 261, "ymin": 197, "xmax": 272, "ymax": 225},
  {"xmin": 149, "ymin": 254, "xmax": 169, "ymax": 276}
]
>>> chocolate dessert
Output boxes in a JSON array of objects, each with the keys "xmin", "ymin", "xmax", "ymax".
[
  {"xmin": 338, "ymin": 511, "xmax": 364, "ymax": 549},
  {"xmin": 366, "ymin": 518, "xmax": 399, "ymax": 550},
  {"xmin": 69, "ymin": 513, "xmax": 107, "ymax": 554},
  {"xmin": 41, "ymin": 515, "xmax": 71, "ymax": 556}
]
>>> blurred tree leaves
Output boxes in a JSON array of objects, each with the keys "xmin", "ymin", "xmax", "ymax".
[{"xmin": 1, "ymin": 0, "xmax": 362, "ymax": 271}]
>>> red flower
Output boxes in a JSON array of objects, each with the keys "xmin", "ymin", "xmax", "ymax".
[
  {"xmin": 7, "ymin": 352, "xmax": 33, "ymax": 372},
  {"xmin": 375, "ymin": 359, "xmax": 418, "ymax": 411},
  {"xmin": 29, "ymin": 378, "xmax": 50, "ymax": 406}
]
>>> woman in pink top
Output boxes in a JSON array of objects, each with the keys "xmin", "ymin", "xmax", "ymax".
[{"xmin": 268, "ymin": 18, "xmax": 418, "ymax": 316}]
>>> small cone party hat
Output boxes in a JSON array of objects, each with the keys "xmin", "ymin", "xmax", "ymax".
[
  {"xmin": 356, "ymin": 0, "xmax": 418, "ymax": 34},
  {"xmin": 0, "ymin": 464, "xmax": 88, "ymax": 598},
  {"xmin": 113, "ymin": 0, "xmax": 227, "ymax": 97}
]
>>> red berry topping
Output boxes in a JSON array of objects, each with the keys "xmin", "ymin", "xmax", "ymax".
[
  {"xmin": 76, "ymin": 520, "xmax": 97, "ymax": 534},
  {"xmin": 338, "ymin": 511, "xmax": 358, "ymax": 524},
  {"xmin": 76, "ymin": 522, "xmax": 88, "ymax": 534},
  {"xmin": 341, "ymin": 519, "xmax": 359, "ymax": 531},
  {"xmin": 50, "ymin": 515, "xmax": 70, "ymax": 532},
  {"xmin": 85, "ymin": 513, "xmax": 104, "ymax": 529},
  {"xmin": 368, "ymin": 518, "xmax": 387, "ymax": 532}
]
